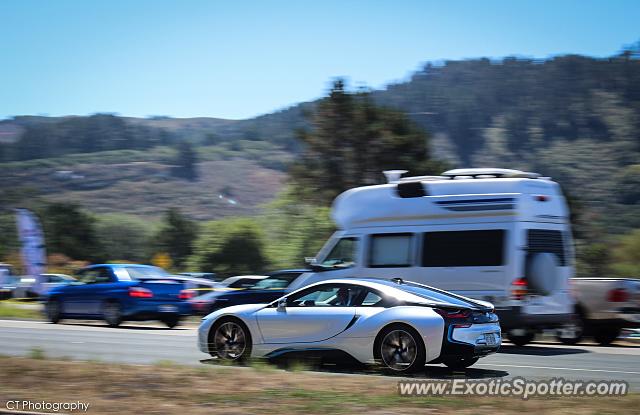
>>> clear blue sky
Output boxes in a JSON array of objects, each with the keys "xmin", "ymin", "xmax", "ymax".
[{"xmin": 1, "ymin": 0, "xmax": 638, "ymax": 120}]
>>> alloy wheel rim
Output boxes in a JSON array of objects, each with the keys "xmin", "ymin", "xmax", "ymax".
[
  {"xmin": 214, "ymin": 322, "xmax": 246, "ymax": 360},
  {"xmin": 380, "ymin": 329, "xmax": 418, "ymax": 371}
]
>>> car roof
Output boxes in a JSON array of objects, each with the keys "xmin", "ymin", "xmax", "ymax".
[
  {"xmin": 295, "ymin": 278, "xmax": 488, "ymax": 309},
  {"xmin": 87, "ymin": 264, "xmax": 158, "ymax": 268}
]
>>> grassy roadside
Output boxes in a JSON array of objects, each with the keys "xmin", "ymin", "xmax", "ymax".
[
  {"xmin": 1, "ymin": 356, "xmax": 638, "ymax": 414},
  {"xmin": 0, "ymin": 301, "xmax": 42, "ymax": 319}
]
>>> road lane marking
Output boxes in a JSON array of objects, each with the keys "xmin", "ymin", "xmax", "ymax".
[{"xmin": 478, "ymin": 363, "xmax": 640, "ymax": 375}]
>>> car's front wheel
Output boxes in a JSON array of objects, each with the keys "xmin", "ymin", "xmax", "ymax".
[
  {"xmin": 210, "ymin": 318, "xmax": 252, "ymax": 362},
  {"xmin": 376, "ymin": 324, "xmax": 426, "ymax": 374},
  {"xmin": 46, "ymin": 299, "xmax": 62, "ymax": 324}
]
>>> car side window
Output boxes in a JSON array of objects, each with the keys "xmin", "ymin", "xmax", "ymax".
[
  {"xmin": 287, "ymin": 284, "xmax": 365, "ymax": 307},
  {"xmin": 76, "ymin": 270, "xmax": 97, "ymax": 284},
  {"xmin": 359, "ymin": 290, "xmax": 385, "ymax": 307},
  {"xmin": 78, "ymin": 268, "xmax": 113, "ymax": 284},
  {"xmin": 94, "ymin": 267, "xmax": 113, "ymax": 284}
]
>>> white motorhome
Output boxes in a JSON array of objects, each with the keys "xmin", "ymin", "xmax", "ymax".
[{"xmin": 290, "ymin": 168, "xmax": 575, "ymax": 346}]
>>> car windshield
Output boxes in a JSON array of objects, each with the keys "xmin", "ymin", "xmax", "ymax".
[
  {"xmin": 252, "ymin": 278, "xmax": 289, "ymax": 290},
  {"xmin": 124, "ymin": 266, "xmax": 169, "ymax": 280}
]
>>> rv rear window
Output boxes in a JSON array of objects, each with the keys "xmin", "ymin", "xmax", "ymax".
[{"xmin": 422, "ymin": 230, "xmax": 505, "ymax": 267}]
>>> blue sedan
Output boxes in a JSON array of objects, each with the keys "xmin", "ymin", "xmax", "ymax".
[{"xmin": 45, "ymin": 264, "xmax": 193, "ymax": 328}]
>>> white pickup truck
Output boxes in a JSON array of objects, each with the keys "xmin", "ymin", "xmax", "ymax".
[{"xmin": 556, "ymin": 278, "xmax": 640, "ymax": 345}]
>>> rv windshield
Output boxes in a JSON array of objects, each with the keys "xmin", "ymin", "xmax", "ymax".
[{"xmin": 319, "ymin": 237, "xmax": 358, "ymax": 268}]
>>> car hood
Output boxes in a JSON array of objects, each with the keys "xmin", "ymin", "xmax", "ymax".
[{"xmin": 202, "ymin": 303, "xmax": 268, "ymax": 321}]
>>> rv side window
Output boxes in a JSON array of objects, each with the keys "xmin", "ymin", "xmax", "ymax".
[
  {"xmin": 320, "ymin": 237, "xmax": 358, "ymax": 268},
  {"xmin": 368, "ymin": 233, "xmax": 413, "ymax": 268},
  {"xmin": 422, "ymin": 230, "xmax": 505, "ymax": 267}
]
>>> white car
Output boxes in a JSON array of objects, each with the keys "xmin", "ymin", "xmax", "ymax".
[
  {"xmin": 12, "ymin": 274, "xmax": 76, "ymax": 299},
  {"xmin": 198, "ymin": 278, "xmax": 501, "ymax": 373}
]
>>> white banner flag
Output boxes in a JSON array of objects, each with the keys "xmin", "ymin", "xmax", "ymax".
[{"xmin": 16, "ymin": 209, "xmax": 47, "ymax": 284}]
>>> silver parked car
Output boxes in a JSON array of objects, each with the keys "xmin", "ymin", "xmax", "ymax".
[
  {"xmin": 198, "ymin": 278, "xmax": 501, "ymax": 373},
  {"xmin": 12, "ymin": 274, "xmax": 76, "ymax": 299}
]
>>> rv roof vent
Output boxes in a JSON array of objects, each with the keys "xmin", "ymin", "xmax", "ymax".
[
  {"xmin": 383, "ymin": 170, "xmax": 408, "ymax": 183},
  {"xmin": 441, "ymin": 168, "xmax": 541, "ymax": 179},
  {"xmin": 396, "ymin": 181, "xmax": 427, "ymax": 198}
]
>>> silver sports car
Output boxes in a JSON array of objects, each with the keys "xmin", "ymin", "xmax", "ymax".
[{"xmin": 198, "ymin": 278, "xmax": 501, "ymax": 372}]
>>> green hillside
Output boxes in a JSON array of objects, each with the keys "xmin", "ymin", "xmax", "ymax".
[{"xmin": 1, "ymin": 48, "xmax": 639, "ymax": 234}]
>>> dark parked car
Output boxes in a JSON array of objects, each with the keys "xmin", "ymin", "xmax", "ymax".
[
  {"xmin": 45, "ymin": 264, "xmax": 193, "ymax": 328},
  {"xmin": 190, "ymin": 269, "xmax": 309, "ymax": 315}
]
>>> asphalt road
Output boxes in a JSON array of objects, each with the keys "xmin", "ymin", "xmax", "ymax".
[{"xmin": 1, "ymin": 319, "xmax": 639, "ymax": 390}]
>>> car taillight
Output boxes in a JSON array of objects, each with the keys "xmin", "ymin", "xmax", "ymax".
[
  {"xmin": 511, "ymin": 278, "xmax": 528, "ymax": 300},
  {"xmin": 434, "ymin": 308, "xmax": 471, "ymax": 319},
  {"xmin": 178, "ymin": 290, "xmax": 195, "ymax": 300},
  {"xmin": 607, "ymin": 288, "xmax": 629, "ymax": 303},
  {"xmin": 129, "ymin": 287, "xmax": 153, "ymax": 298}
]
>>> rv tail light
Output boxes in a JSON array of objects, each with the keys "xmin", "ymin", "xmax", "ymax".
[
  {"xmin": 534, "ymin": 195, "xmax": 550, "ymax": 202},
  {"xmin": 511, "ymin": 278, "xmax": 528, "ymax": 300},
  {"xmin": 607, "ymin": 288, "xmax": 629, "ymax": 303},
  {"xmin": 129, "ymin": 287, "xmax": 153, "ymax": 298}
]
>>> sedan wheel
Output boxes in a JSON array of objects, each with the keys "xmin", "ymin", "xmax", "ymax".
[
  {"xmin": 378, "ymin": 326, "xmax": 425, "ymax": 373},
  {"xmin": 46, "ymin": 299, "xmax": 61, "ymax": 324},
  {"xmin": 213, "ymin": 320, "xmax": 251, "ymax": 362},
  {"xmin": 103, "ymin": 301, "xmax": 122, "ymax": 327}
]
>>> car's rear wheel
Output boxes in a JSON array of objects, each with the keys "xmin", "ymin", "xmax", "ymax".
[
  {"xmin": 161, "ymin": 315, "xmax": 181, "ymax": 329},
  {"xmin": 376, "ymin": 324, "xmax": 426, "ymax": 374},
  {"xmin": 443, "ymin": 356, "xmax": 479, "ymax": 369},
  {"xmin": 46, "ymin": 299, "xmax": 62, "ymax": 324},
  {"xmin": 210, "ymin": 318, "xmax": 252, "ymax": 362},
  {"xmin": 103, "ymin": 301, "xmax": 122, "ymax": 328}
]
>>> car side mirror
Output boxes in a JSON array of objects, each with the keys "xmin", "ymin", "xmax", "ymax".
[{"xmin": 277, "ymin": 298, "xmax": 287, "ymax": 312}]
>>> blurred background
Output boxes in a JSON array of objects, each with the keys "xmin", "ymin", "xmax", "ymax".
[{"xmin": 0, "ymin": 0, "xmax": 638, "ymax": 279}]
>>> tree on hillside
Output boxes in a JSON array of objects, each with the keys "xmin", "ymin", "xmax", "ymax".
[
  {"xmin": 173, "ymin": 141, "xmax": 198, "ymax": 181},
  {"xmin": 41, "ymin": 203, "xmax": 101, "ymax": 262},
  {"xmin": 155, "ymin": 208, "xmax": 197, "ymax": 267},
  {"xmin": 290, "ymin": 79, "xmax": 445, "ymax": 204},
  {"xmin": 96, "ymin": 214, "xmax": 154, "ymax": 262},
  {"xmin": 188, "ymin": 218, "xmax": 267, "ymax": 277}
]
